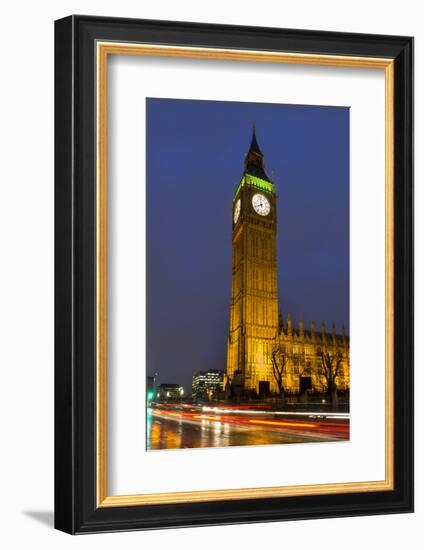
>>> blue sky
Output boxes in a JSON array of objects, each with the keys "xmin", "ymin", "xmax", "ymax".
[{"xmin": 146, "ymin": 98, "xmax": 349, "ymax": 391}]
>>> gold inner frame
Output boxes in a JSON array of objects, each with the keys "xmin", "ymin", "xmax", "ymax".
[{"xmin": 96, "ymin": 42, "xmax": 395, "ymax": 508}]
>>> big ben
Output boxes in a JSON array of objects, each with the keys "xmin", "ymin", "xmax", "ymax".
[{"xmin": 226, "ymin": 127, "xmax": 279, "ymax": 396}]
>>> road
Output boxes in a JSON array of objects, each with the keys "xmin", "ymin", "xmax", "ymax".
[{"xmin": 147, "ymin": 403, "xmax": 350, "ymax": 450}]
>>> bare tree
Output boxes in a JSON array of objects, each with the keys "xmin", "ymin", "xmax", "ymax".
[
  {"xmin": 271, "ymin": 346, "xmax": 289, "ymax": 401},
  {"xmin": 317, "ymin": 349, "xmax": 343, "ymax": 406}
]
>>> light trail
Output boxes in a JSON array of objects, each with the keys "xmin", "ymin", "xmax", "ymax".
[
  {"xmin": 149, "ymin": 403, "xmax": 350, "ymax": 450},
  {"xmin": 248, "ymin": 419, "xmax": 318, "ymax": 429},
  {"xmin": 151, "ymin": 407, "xmax": 349, "ymax": 440},
  {"xmin": 201, "ymin": 405, "xmax": 349, "ymax": 420}
]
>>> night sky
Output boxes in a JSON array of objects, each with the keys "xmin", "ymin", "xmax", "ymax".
[{"xmin": 146, "ymin": 98, "xmax": 349, "ymax": 392}]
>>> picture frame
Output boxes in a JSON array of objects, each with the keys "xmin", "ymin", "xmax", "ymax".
[{"xmin": 54, "ymin": 15, "xmax": 413, "ymax": 534}]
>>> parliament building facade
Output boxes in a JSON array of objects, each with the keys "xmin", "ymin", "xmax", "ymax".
[{"xmin": 226, "ymin": 128, "xmax": 350, "ymax": 398}]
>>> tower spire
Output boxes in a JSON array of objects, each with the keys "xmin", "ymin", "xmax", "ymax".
[
  {"xmin": 244, "ymin": 124, "xmax": 272, "ymax": 182},
  {"xmin": 249, "ymin": 123, "xmax": 263, "ymax": 156}
]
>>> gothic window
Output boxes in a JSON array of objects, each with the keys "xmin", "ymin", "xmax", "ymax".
[{"xmin": 305, "ymin": 359, "xmax": 312, "ymax": 374}]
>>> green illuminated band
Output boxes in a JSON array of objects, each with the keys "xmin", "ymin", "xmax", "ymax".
[{"xmin": 234, "ymin": 173, "xmax": 275, "ymax": 199}]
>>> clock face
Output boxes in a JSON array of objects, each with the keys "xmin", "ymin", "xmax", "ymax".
[
  {"xmin": 233, "ymin": 199, "xmax": 241, "ymax": 224},
  {"xmin": 252, "ymin": 193, "xmax": 271, "ymax": 216}
]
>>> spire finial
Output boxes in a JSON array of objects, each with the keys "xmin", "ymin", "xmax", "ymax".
[
  {"xmin": 248, "ymin": 123, "xmax": 262, "ymax": 156},
  {"xmin": 287, "ymin": 312, "xmax": 292, "ymax": 334},
  {"xmin": 243, "ymin": 124, "xmax": 273, "ymax": 184}
]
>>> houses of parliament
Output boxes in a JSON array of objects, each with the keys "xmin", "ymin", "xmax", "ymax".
[{"xmin": 226, "ymin": 127, "xmax": 350, "ymax": 398}]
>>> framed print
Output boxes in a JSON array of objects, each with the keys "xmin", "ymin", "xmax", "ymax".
[{"xmin": 54, "ymin": 15, "xmax": 413, "ymax": 533}]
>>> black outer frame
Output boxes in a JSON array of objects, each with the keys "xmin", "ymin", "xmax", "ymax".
[{"xmin": 54, "ymin": 15, "xmax": 414, "ymax": 534}]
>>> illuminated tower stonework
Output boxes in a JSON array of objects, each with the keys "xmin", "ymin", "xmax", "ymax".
[{"xmin": 226, "ymin": 128, "xmax": 279, "ymax": 396}]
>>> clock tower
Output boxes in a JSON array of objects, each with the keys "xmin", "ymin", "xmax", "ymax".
[{"xmin": 226, "ymin": 127, "xmax": 279, "ymax": 396}]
